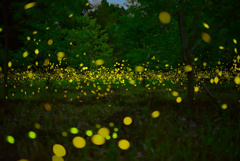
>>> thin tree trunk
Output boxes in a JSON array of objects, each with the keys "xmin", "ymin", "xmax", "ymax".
[
  {"xmin": 1, "ymin": 0, "xmax": 10, "ymax": 104},
  {"xmin": 177, "ymin": 0, "xmax": 194, "ymax": 107}
]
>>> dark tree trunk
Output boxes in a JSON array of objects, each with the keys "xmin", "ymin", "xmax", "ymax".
[{"xmin": 177, "ymin": 0, "xmax": 194, "ymax": 107}]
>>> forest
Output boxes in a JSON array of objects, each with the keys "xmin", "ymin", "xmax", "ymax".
[{"xmin": 0, "ymin": 0, "xmax": 240, "ymax": 160}]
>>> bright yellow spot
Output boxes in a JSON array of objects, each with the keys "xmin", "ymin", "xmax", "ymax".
[
  {"xmin": 48, "ymin": 39, "xmax": 53, "ymax": 45},
  {"xmin": 52, "ymin": 155, "xmax": 64, "ymax": 161},
  {"xmin": 58, "ymin": 52, "xmax": 65, "ymax": 57},
  {"xmin": 70, "ymin": 127, "xmax": 79, "ymax": 134},
  {"xmin": 83, "ymin": 52, "xmax": 86, "ymax": 55},
  {"xmin": 86, "ymin": 130, "xmax": 93, "ymax": 136},
  {"xmin": 35, "ymin": 49, "xmax": 39, "ymax": 54},
  {"xmin": 27, "ymin": 36, "xmax": 30, "ymax": 41},
  {"xmin": 106, "ymin": 135, "xmax": 111, "ymax": 140},
  {"xmin": 159, "ymin": 11, "xmax": 171, "ymax": 24},
  {"xmin": 0, "ymin": 67, "xmax": 2, "ymax": 72},
  {"xmin": 28, "ymin": 72, "xmax": 33, "ymax": 78},
  {"xmin": 72, "ymin": 136, "xmax": 86, "ymax": 148},
  {"xmin": 46, "ymin": 27, "xmax": 50, "ymax": 30},
  {"xmin": 8, "ymin": 61, "xmax": 12, "ymax": 68},
  {"xmin": 234, "ymin": 76, "xmax": 240, "ymax": 84},
  {"xmin": 91, "ymin": 134, "xmax": 105, "ymax": 145},
  {"xmin": 0, "ymin": 28, "xmax": 2, "ymax": 32},
  {"xmin": 135, "ymin": 66, "xmax": 144, "ymax": 72},
  {"xmin": 53, "ymin": 144, "xmax": 66, "ymax": 157},
  {"xmin": 219, "ymin": 46, "xmax": 224, "ymax": 49},
  {"xmin": 176, "ymin": 97, "xmax": 182, "ymax": 103},
  {"xmin": 201, "ymin": 32, "xmax": 211, "ymax": 43},
  {"xmin": 184, "ymin": 65, "xmax": 192, "ymax": 72},
  {"xmin": 221, "ymin": 104, "xmax": 228, "ymax": 110},
  {"xmin": 203, "ymin": 62, "xmax": 207, "ymax": 66},
  {"xmin": 34, "ymin": 123, "xmax": 41, "ymax": 129},
  {"xmin": 194, "ymin": 86, "xmax": 199, "ymax": 92},
  {"xmin": 112, "ymin": 132, "xmax": 118, "ymax": 139},
  {"xmin": 171, "ymin": 91, "xmax": 179, "ymax": 97},
  {"xmin": 35, "ymin": 61, "xmax": 38, "ymax": 66},
  {"xmin": 109, "ymin": 122, "xmax": 114, "ymax": 127},
  {"xmin": 6, "ymin": 135, "xmax": 15, "ymax": 144},
  {"xmin": 151, "ymin": 111, "xmax": 160, "ymax": 118},
  {"xmin": 44, "ymin": 59, "xmax": 50, "ymax": 66},
  {"xmin": 123, "ymin": 116, "xmax": 132, "ymax": 125},
  {"xmin": 86, "ymin": 2, "xmax": 90, "ymax": 6},
  {"xmin": 203, "ymin": 23, "xmax": 209, "ymax": 29},
  {"xmin": 98, "ymin": 127, "xmax": 110, "ymax": 138},
  {"xmin": 62, "ymin": 131, "xmax": 68, "ymax": 137},
  {"xmin": 28, "ymin": 131, "xmax": 36, "ymax": 139},
  {"xmin": 95, "ymin": 59, "xmax": 104, "ymax": 65},
  {"xmin": 44, "ymin": 102, "xmax": 51, "ymax": 111},
  {"xmin": 129, "ymin": 79, "xmax": 136, "ymax": 85},
  {"xmin": 214, "ymin": 77, "xmax": 219, "ymax": 84},
  {"xmin": 233, "ymin": 39, "xmax": 237, "ymax": 44},
  {"xmin": 23, "ymin": 51, "xmax": 28, "ymax": 58},
  {"xmin": 24, "ymin": 2, "xmax": 37, "ymax": 9},
  {"xmin": 194, "ymin": 57, "xmax": 198, "ymax": 61},
  {"xmin": 32, "ymin": 31, "xmax": 38, "ymax": 34},
  {"xmin": 118, "ymin": 139, "xmax": 130, "ymax": 150},
  {"xmin": 234, "ymin": 48, "xmax": 238, "ymax": 54},
  {"xmin": 69, "ymin": 14, "xmax": 73, "ymax": 18}
]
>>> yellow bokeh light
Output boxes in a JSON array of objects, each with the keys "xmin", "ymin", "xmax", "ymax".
[
  {"xmin": 86, "ymin": 130, "xmax": 93, "ymax": 136},
  {"xmin": 0, "ymin": 28, "xmax": 2, "ymax": 32},
  {"xmin": 8, "ymin": 61, "xmax": 12, "ymax": 68},
  {"xmin": 48, "ymin": 39, "xmax": 53, "ymax": 45},
  {"xmin": 53, "ymin": 144, "xmax": 66, "ymax": 157},
  {"xmin": 69, "ymin": 14, "xmax": 73, "ymax": 18},
  {"xmin": 151, "ymin": 111, "xmax": 160, "ymax": 118},
  {"xmin": 23, "ymin": 51, "xmax": 28, "ymax": 58},
  {"xmin": 201, "ymin": 32, "xmax": 211, "ymax": 43},
  {"xmin": 171, "ymin": 91, "xmax": 179, "ymax": 97},
  {"xmin": 112, "ymin": 132, "xmax": 117, "ymax": 139},
  {"xmin": 28, "ymin": 131, "xmax": 36, "ymax": 139},
  {"xmin": 118, "ymin": 139, "xmax": 130, "ymax": 150},
  {"xmin": 184, "ymin": 65, "xmax": 192, "ymax": 72},
  {"xmin": 123, "ymin": 116, "xmax": 132, "ymax": 125},
  {"xmin": 203, "ymin": 23, "xmax": 209, "ymax": 29},
  {"xmin": 233, "ymin": 39, "xmax": 237, "ymax": 44},
  {"xmin": 57, "ymin": 52, "xmax": 65, "ymax": 61},
  {"xmin": 44, "ymin": 102, "xmax": 51, "ymax": 111},
  {"xmin": 27, "ymin": 36, "xmax": 30, "ymax": 41},
  {"xmin": 52, "ymin": 155, "xmax": 64, "ymax": 161},
  {"xmin": 24, "ymin": 2, "xmax": 37, "ymax": 10},
  {"xmin": 135, "ymin": 66, "xmax": 144, "ymax": 72},
  {"xmin": 86, "ymin": 2, "xmax": 90, "ymax": 6},
  {"xmin": 6, "ymin": 135, "xmax": 15, "ymax": 144},
  {"xmin": 34, "ymin": 123, "xmax": 41, "ymax": 129},
  {"xmin": 44, "ymin": 59, "xmax": 50, "ymax": 66},
  {"xmin": 70, "ymin": 127, "xmax": 79, "ymax": 134},
  {"xmin": 95, "ymin": 59, "xmax": 104, "ymax": 65},
  {"xmin": 194, "ymin": 86, "xmax": 199, "ymax": 92},
  {"xmin": 203, "ymin": 62, "xmax": 207, "ymax": 66},
  {"xmin": 91, "ymin": 134, "xmax": 105, "ymax": 145},
  {"xmin": 234, "ymin": 76, "xmax": 240, "ymax": 84},
  {"xmin": 98, "ymin": 127, "xmax": 110, "ymax": 138},
  {"xmin": 176, "ymin": 97, "xmax": 182, "ymax": 103},
  {"xmin": 72, "ymin": 136, "xmax": 86, "ymax": 148},
  {"xmin": 219, "ymin": 46, "xmax": 224, "ymax": 49},
  {"xmin": 159, "ymin": 11, "xmax": 171, "ymax": 24},
  {"xmin": 32, "ymin": 31, "xmax": 38, "ymax": 34},
  {"xmin": 27, "ymin": 72, "xmax": 33, "ymax": 78},
  {"xmin": 62, "ymin": 131, "xmax": 68, "ymax": 137},
  {"xmin": 234, "ymin": 48, "xmax": 238, "ymax": 54},
  {"xmin": 35, "ymin": 49, "xmax": 39, "ymax": 54},
  {"xmin": 221, "ymin": 104, "xmax": 227, "ymax": 110},
  {"xmin": 129, "ymin": 79, "xmax": 136, "ymax": 85}
]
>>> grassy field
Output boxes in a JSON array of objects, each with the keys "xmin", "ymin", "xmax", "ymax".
[{"xmin": 0, "ymin": 69, "xmax": 240, "ymax": 161}]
